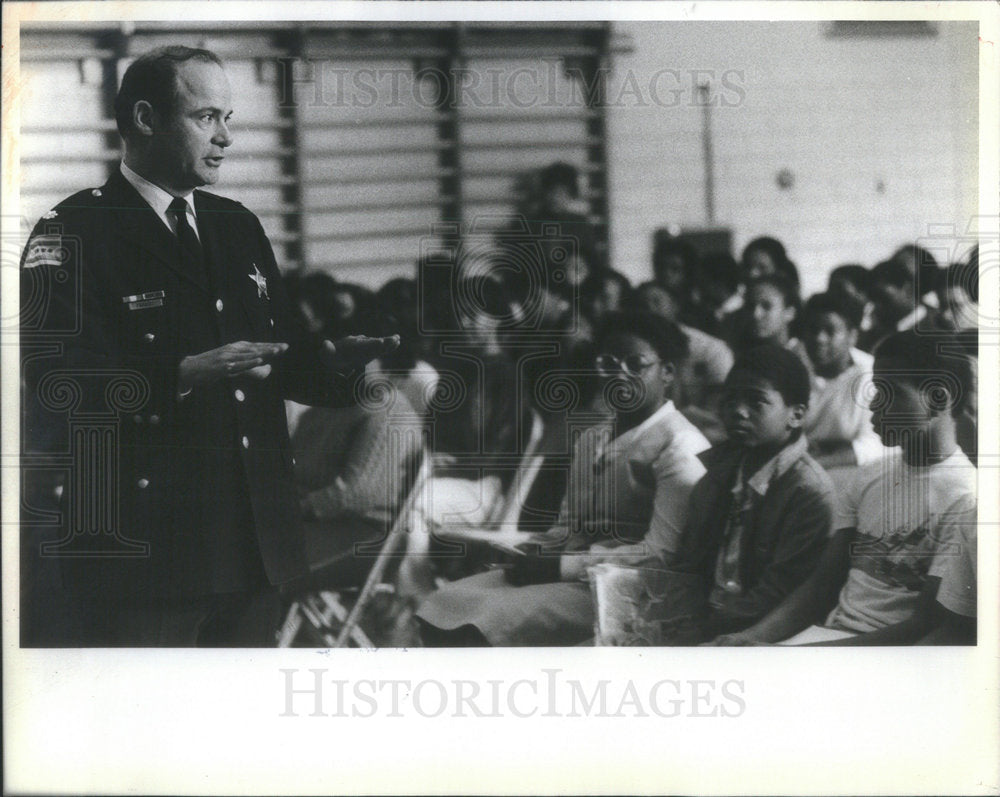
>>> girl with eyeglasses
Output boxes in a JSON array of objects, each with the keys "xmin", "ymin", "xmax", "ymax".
[{"xmin": 416, "ymin": 312, "xmax": 711, "ymax": 646}]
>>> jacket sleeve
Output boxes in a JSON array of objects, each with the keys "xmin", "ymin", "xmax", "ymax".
[
  {"xmin": 245, "ymin": 212, "xmax": 358, "ymax": 408},
  {"xmin": 582, "ymin": 437, "xmax": 707, "ymax": 569},
  {"xmin": 664, "ymin": 474, "xmax": 718, "ymax": 577},
  {"xmin": 707, "ymin": 476, "xmax": 833, "ymax": 634}
]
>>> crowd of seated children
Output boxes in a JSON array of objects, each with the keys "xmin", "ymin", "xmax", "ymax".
[
  {"xmin": 629, "ymin": 344, "xmax": 834, "ymax": 644},
  {"xmin": 281, "ymin": 162, "xmax": 979, "ymax": 647},
  {"xmin": 704, "ymin": 331, "xmax": 977, "ymax": 646},
  {"xmin": 415, "ymin": 312, "xmax": 710, "ymax": 646}
]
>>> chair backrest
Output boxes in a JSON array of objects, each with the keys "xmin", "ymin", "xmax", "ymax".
[{"xmin": 484, "ymin": 408, "xmax": 545, "ymax": 530}]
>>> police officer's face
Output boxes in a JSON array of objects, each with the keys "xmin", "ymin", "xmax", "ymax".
[{"xmin": 155, "ymin": 60, "xmax": 233, "ymax": 192}]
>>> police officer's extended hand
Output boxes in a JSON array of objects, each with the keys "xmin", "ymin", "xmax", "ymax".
[
  {"xmin": 321, "ymin": 335, "xmax": 400, "ymax": 370},
  {"xmin": 178, "ymin": 341, "xmax": 289, "ymax": 391}
]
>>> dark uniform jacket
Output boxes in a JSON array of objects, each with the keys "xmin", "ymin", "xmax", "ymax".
[{"xmin": 21, "ymin": 169, "xmax": 355, "ymax": 601}]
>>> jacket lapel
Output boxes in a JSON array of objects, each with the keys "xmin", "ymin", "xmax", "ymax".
[
  {"xmin": 192, "ymin": 191, "xmax": 230, "ymax": 300},
  {"xmin": 105, "ymin": 171, "xmax": 211, "ymax": 294}
]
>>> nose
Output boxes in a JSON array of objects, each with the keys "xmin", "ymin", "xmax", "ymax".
[
  {"xmin": 214, "ymin": 118, "xmax": 233, "ymax": 148},
  {"xmin": 728, "ymin": 401, "xmax": 750, "ymax": 419}
]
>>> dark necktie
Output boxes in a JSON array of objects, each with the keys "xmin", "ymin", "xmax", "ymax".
[{"xmin": 168, "ymin": 196, "xmax": 205, "ymax": 272}]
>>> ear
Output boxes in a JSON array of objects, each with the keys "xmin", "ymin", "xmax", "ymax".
[
  {"xmin": 659, "ymin": 361, "xmax": 676, "ymax": 396},
  {"xmin": 132, "ymin": 100, "xmax": 156, "ymax": 138},
  {"xmin": 921, "ymin": 382, "xmax": 955, "ymax": 416},
  {"xmin": 782, "ymin": 305, "xmax": 797, "ymax": 326},
  {"xmin": 786, "ymin": 402, "xmax": 806, "ymax": 428}
]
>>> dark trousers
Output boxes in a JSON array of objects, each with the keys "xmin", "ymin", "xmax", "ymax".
[{"xmin": 70, "ymin": 589, "xmax": 284, "ymax": 647}]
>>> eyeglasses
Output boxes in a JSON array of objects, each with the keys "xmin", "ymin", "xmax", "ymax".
[{"xmin": 594, "ymin": 353, "xmax": 661, "ymax": 376}]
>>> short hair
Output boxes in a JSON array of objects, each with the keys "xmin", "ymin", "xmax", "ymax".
[
  {"xmin": 828, "ymin": 264, "xmax": 872, "ymax": 296},
  {"xmin": 699, "ymin": 252, "xmax": 743, "ymax": 295},
  {"xmin": 539, "ymin": 161, "xmax": 579, "ymax": 197},
  {"xmin": 626, "ymin": 281, "xmax": 683, "ymax": 320},
  {"xmin": 873, "ymin": 330, "xmax": 975, "ymax": 417},
  {"xmin": 890, "ymin": 243, "xmax": 940, "ymax": 297},
  {"xmin": 871, "ymin": 258, "xmax": 913, "ymax": 289},
  {"xmin": 596, "ymin": 311, "xmax": 690, "ymax": 367},
  {"xmin": 742, "ymin": 236, "xmax": 801, "ymax": 291},
  {"xmin": 942, "ymin": 259, "xmax": 979, "ymax": 304},
  {"xmin": 115, "ymin": 46, "xmax": 223, "ymax": 139},
  {"xmin": 725, "ymin": 343, "xmax": 811, "ymax": 407},
  {"xmin": 747, "ymin": 273, "xmax": 798, "ymax": 308},
  {"xmin": 652, "ymin": 232, "xmax": 699, "ymax": 275},
  {"xmin": 803, "ymin": 290, "xmax": 865, "ymax": 330},
  {"xmin": 288, "ymin": 271, "xmax": 339, "ymax": 317},
  {"xmin": 892, "ymin": 243, "xmax": 939, "ymax": 273}
]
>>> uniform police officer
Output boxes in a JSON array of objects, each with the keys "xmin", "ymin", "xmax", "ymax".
[{"xmin": 21, "ymin": 45, "xmax": 397, "ymax": 645}]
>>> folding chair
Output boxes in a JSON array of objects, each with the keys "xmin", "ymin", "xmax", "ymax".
[
  {"xmin": 277, "ymin": 447, "xmax": 432, "ymax": 648},
  {"xmin": 427, "ymin": 409, "xmax": 547, "ymax": 574},
  {"xmin": 486, "ymin": 408, "xmax": 546, "ymax": 533}
]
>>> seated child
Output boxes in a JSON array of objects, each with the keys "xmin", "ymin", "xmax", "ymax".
[
  {"xmin": 918, "ymin": 512, "xmax": 977, "ymax": 645},
  {"xmin": 647, "ymin": 344, "xmax": 834, "ymax": 642},
  {"xmin": 828, "ymin": 263, "xmax": 876, "ymax": 342},
  {"xmin": 865, "ymin": 258, "xmax": 939, "ymax": 349},
  {"xmin": 705, "ymin": 330, "xmax": 977, "ymax": 646},
  {"xmin": 736, "ymin": 274, "xmax": 802, "ymax": 358},
  {"xmin": 688, "ymin": 252, "xmax": 744, "ymax": 338},
  {"xmin": 652, "ymin": 231, "xmax": 700, "ymax": 308},
  {"xmin": 630, "ymin": 281, "xmax": 734, "ymax": 443},
  {"xmin": 741, "ymin": 236, "xmax": 802, "ymax": 296},
  {"xmin": 799, "ymin": 291, "xmax": 884, "ymax": 470},
  {"xmin": 294, "ymin": 387, "xmax": 424, "ymax": 586},
  {"xmin": 415, "ymin": 312, "xmax": 711, "ymax": 646},
  {"xmin": 580, "ymin": 269, "xmax": 632, "ymax": 325},
  {"xmin": 935, "ymin": 257, "xmax": 979, "ymax": 332}
]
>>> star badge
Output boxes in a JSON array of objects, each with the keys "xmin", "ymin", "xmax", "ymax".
[{"xmin": 249, "ymin": 263, "xmax": 269, "ymax": 299}]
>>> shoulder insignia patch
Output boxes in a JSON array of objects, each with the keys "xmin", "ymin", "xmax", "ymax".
[
  {"xmin": 41, "ymin": 210, "xmax": 58, "ymax": 220},
  {"xmin": 23, "ymin": 235, "xmax": 64, "ymax": 269},
  {"xmin": 91, "ymin": 188, "xmax": 102, "ymax": 197}
]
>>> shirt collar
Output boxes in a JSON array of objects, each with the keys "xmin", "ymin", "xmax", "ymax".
[
  {"xmin": 619, "ymin": 400, "xmax": 677, "ymax": 443},
  {"xmin": 739, "ymin": 433, "xmax": 809, "ymax": 496},
  {"xmin": 120, "ymin": 162, "xmax": 197, "ymax": 225}
]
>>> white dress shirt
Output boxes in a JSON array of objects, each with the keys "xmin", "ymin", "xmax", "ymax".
[{"xmin": 120, "ymin": 161, "xmax": 200, "ymax": 242}]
